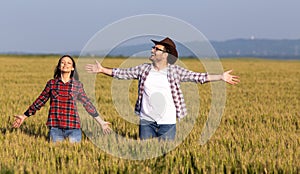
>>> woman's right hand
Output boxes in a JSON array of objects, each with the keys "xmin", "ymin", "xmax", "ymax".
[{"xmin": 12, "ymin": 115, "xmax": 27, "ymax": 128}]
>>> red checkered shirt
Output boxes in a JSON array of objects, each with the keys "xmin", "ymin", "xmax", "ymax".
[
  {"xmin": 112, "ymin": 63, "xmax": 208, "ymax": 119},
  {"xmin": 24, "ymin": 77, "xmax": 99, "ymax": 129}
]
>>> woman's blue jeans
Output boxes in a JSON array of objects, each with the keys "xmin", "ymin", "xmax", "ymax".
[
  {"xmin": 139, "ymin": 119, "xmax": 176, "ymax": 140},
  {"xmin": 49, "ymin": 127, "xmax": 82, "ymax": 143}
]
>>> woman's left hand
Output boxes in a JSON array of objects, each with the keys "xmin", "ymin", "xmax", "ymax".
[{"xmin": 100, "ymin": 121, "xmax": 112, "ymax": 134}]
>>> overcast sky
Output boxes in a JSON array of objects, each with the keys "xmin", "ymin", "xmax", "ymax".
[{"xmin": 0, "ymin": 0, "xmax": 299, "ymax": 53}]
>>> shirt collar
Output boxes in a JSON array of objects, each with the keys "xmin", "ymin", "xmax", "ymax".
[
  {"xmin": 56, "ymin": 77, "xmax": 73, "ymax": 84},
  {"xmin": 151, "ymin": 63, "xmax": 169, "ymax": 72}
]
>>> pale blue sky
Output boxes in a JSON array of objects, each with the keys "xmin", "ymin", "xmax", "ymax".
[{"xmin": 0, "ymin": 0, "xmax": 299, "ymax": 53}]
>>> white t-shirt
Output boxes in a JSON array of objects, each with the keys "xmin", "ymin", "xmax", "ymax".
[{"xmin": 140, "ymin": 66, "xmax": 176, "ymax": 124}]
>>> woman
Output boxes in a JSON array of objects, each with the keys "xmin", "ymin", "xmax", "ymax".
[{"xmin": 13, "ymin": 55, "xmax": 111, "ymax": 143}]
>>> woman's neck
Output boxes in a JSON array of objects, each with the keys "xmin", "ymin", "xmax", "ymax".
[{"xmin": 61, "ymin": 73, "xmax": 71, "ymax": 83}]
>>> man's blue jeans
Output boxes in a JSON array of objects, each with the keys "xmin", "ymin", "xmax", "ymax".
[
  {"xmin": 49, "ymin": 127, "xmax": 82, "ymax": 143},
  {"xmin": 139, "ymin": 119, "xmax": 176, "ymax": 140}
]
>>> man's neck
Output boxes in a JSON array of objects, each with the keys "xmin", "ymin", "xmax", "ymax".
[{"xmin": 152, "ymin": 62, "xmax": 168, "ymax": 71}]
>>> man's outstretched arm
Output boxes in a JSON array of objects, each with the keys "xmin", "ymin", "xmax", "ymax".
[{"xmin": 207, "ymin": 70, "xmax": 240, "ymax": 85}]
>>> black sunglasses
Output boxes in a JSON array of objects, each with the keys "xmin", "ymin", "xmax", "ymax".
[{"xmin": 152, "ymin": 46, "xmax": 167, "ymax": 52}]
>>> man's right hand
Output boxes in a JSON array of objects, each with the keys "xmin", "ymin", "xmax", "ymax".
[
  {"xmin": 85, "ymin": 60, "xmax": 113, "ymax": 76},
  {"xmin": 85, "ymin": 60, "xmax": 103, "ymax": 74}
]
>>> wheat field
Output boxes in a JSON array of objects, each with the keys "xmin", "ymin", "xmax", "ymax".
[{"xmin": 0, "ymin": 55, "xmax": 299, "ymax": 173}]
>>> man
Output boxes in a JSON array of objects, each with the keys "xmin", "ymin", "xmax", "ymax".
[{"xmin": 85, "ymin": 37, "xmax": 239, "ymax": 140}]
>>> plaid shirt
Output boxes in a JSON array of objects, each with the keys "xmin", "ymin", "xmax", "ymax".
[
  {"xmin": 24, "ymin": 77, "xmax": 99, "ymax": 129},
  {"xmin": 112, "ymin": 63, "xmax": 208, "ymax": 119}
]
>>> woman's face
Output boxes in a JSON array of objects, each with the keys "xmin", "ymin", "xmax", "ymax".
[{"xmin": 60, "ymin": 57, "xmax": 74, "ymax": 73}]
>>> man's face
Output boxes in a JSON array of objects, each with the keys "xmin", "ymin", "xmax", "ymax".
[{"xmin": 150, "ymin": 44, "xmax": 168, "ymax": 63}]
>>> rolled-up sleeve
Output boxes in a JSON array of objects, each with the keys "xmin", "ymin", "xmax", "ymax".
[
  {"xmin": 176, "ymin": 66, "xmax": 208, "ymax": 84},
  {"xmin": 112, "ymin": 65, "xmax": 142, "ymax": 80}
]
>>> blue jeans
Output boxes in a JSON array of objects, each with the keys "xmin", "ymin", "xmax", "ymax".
[
  {"xmin": 139, "ymin": 119, "xmax": 176, "ymax": 140},
  {"xmin": 49, "ymin": 127, "xmax": 82, "ymax": 143}
]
